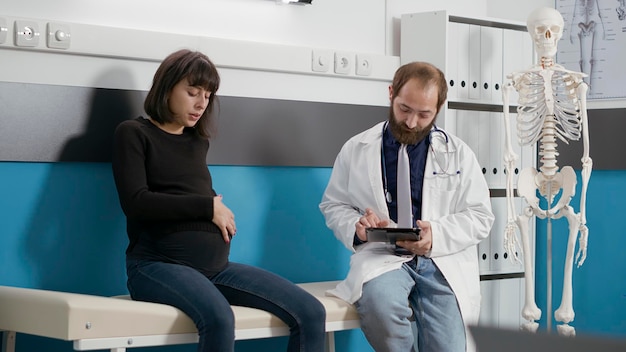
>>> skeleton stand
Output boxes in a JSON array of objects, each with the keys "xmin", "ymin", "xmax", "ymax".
[{"xmin": 546, "ymin": 184, "xmax": 553, "ymax": 332}]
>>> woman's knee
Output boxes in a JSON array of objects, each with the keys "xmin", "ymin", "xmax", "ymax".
[
  {"xmin": 194, "ymin": 301, "xmax": 235, "ymax": 334},
  {"xmin": 299, "ymin": 295, "xmax": 326, "ymax": 324}
]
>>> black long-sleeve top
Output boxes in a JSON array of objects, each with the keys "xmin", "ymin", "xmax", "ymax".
[{"xmin": 112, "ymin": 116, "xmax": 228, "ymax": 276}]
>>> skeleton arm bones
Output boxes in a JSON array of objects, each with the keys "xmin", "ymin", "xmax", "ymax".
[
  {"xmin": 502, "ymin": 76, "xmax": 522, "ymax": 262},
  {"xmin": 576, "ymin": 80, "xmax": 591, "ymax": 266}
]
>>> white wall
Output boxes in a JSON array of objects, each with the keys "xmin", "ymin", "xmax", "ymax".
[
  {"xmin": 8, "ymin": 0, "xmax": 552, "ymax": 55},
  {"xmin": 3, "ymin": 0, "xmax": 387, "ymax": 55},
  {"xmin": 1, "ymin": 0, "xmax": 554, "ymax": 106},
  {"xmin": 486, "ymin": 0, "xmax": 554, "ymax": 23}
]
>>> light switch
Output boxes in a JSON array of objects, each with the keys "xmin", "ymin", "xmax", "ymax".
[
  {"xmin": 0, "ymin": 18, "xmax": 8, "ymax": 44},
  {"xmin": 312, "ymin": 50, "xmax": 331, "ymax": 72},
  {"xmin": 14, "ymin": 20, "xmax": 40, "ymax": 47},
  {"xmin": 47, "ymin": 22, "xmax": 70, "ymax": 49}
]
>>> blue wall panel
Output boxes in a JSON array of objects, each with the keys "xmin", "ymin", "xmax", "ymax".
[
  {"xmin": 534, "ymin": 170, "xmax": 626, "ymax": 337},
  {"xmin": 3, "ymin": 165, "xmax": 625, "ymax": 350},
  {"xmin": 0, "ymin": 161, "xmax": 374, "ymax": 351}
]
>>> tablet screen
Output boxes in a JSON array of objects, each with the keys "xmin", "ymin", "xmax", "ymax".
[{"xmin": 366, "ymin": 227, "xmax": 421, "ymax": 243}]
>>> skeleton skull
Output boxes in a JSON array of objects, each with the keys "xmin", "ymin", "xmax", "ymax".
[{"xmin": 526, "ymin": 7, "xmax": 564, "ymax": 59}]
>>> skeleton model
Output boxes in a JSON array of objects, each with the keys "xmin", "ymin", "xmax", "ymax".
[
  {"xmin": 570, "ymin": 0, "xmax": 606, "ymax": 92},
  {"xmin": 502, "ymin": 7, "xmax": 592, "ymax": 337}
]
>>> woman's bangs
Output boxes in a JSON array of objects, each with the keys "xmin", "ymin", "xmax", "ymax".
[{"xmin": 187, "ymin": 59, "xmax": 219, "ymax": 92}]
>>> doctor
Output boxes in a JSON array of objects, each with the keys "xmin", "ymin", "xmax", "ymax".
[{"xmin": 319, "ymin": 61, "xmax": 494, "ymax": 352}]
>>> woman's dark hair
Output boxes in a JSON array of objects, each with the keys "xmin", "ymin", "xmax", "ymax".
[
  {"xmin": 144, "ymin": 49, "xmax": 220, "ymax": 138},
  {"xmin": 390, "ymin": 61, "xmax": 448, "ymax": 114}
]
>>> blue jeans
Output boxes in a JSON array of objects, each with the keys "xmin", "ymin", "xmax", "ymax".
[
  {"xmin": 355, "ymin": 257, "xmax": 465, "ymax": 352},
  {"xmin": 126, "ymin": 259, "xmax": 326, "ymax": 352}
]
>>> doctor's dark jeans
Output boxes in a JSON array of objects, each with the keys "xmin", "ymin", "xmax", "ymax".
[{"xmin": 126, "ymin": 259, "xmax": 326, "ymax": 352}]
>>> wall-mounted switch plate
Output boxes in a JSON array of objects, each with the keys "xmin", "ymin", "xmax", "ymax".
[
  {"xmin": 47, "ymin": 22, "xmax": 70, "ymax": 49},
  {"xmin": 356, "ymin": 54, "xmax": 372, "ymax": 76},
  {"xmin": 334, "ymin": 51, "xmax": 353, "ymax": 75},
  {"xmin": 14, "ymin": 20, "xmax": 40, "ymax": 47},
  {"xmin": 312, "ymin": 50, "xmax": 331, "ymax": 72},
  {"xmin": 0, "ymin": 18, "xmax": 8, "ymax": 44}
]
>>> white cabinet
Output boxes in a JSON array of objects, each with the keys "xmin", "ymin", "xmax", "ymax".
[
  {"xmin": 401, "ymin": 10, "xmax": 537, "ymax": 329},
  {"xmin": 479, "ymin": 277, "xmax": 526, "ymax": 329},
  {"xmin": 401, "ymin": 10, "xmax": 536, "ymax": 272},
  {"xmin": 401, "ymin": 11, "xmax": 534, "ymax": 106}
]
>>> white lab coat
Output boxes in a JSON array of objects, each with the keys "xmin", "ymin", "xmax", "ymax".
[{"xmin": 319, "ymin": 122, "xmax": 494, "ymax": 351}]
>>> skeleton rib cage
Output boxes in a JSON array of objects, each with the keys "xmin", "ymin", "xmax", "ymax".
[
  {"xmin": 514, "ymin": 70, "xmax": 583, "ymax": 147},
  {"xmin": 513, "ymin": 69, "xmax": 584, "ymax": 177}
]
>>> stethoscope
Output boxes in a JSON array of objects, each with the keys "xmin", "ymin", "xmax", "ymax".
[{"xmin": 381, "ymin": 122, "xmax": 459, "ymax": 203}]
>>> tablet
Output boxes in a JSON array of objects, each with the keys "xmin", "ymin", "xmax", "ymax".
[{"xmin": 366, "ymin": 227, "xmax": 421, "ymax": 243}]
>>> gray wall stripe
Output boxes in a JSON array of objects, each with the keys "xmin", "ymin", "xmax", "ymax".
[{"xmin": 0, "ymin": 82, "xmax": 387, "ymax": 167}]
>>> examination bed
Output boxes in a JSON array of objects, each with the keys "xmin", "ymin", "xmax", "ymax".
[{"xmin": 0, "ymin": 281, "xmax": 359, "ymax": 352}]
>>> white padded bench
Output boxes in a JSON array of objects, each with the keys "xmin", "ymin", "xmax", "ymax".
[{"xmin": 0, "ymin": 281, "xmax": 359, "ymax": 352}]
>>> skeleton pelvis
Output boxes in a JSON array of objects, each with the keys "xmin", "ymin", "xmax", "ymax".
[{"xmin": 517, "ymin": 166, "xmax": 577, "ymax": 213}]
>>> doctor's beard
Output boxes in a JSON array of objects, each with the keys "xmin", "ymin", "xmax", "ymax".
[{"xmin": 388, "ymin": 109, "xmax": 435, "ymax": 145}]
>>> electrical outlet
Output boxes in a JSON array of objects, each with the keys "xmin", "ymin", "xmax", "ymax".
[
  {"xmin": 47, "ymin": 22, "xmax": 71, "ymax": 49},
  {"xmin": 334, "ymin": 51, "xmax": 353, "ymax": 75},
  {"xmin": 356, "ymin": 54, "xmax": 373, "ymax": 76},
  {"xmin": 0, "ymin": 18, "xmax": 8, "ymax": 45},
  {"xmin": 312, "ymin": 50, "xmax": 331, "ymax": 72},
  {"xmin": 14, "ymin": 20, "xmax": 40, "ymax": 47}
]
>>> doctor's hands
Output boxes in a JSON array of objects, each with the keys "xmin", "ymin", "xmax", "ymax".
[
  {"xmin": 213, "ymin": 195, "xmax": 236, "ymax": 243},
  {"xmin": 396, "ymin": 220, "xmax": 432, "ymax": 256},
  {"xmin": 355, "ymin": 208, "xmax": 389, "ymax": 242}
]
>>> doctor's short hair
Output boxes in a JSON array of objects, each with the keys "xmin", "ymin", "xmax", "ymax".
[{"xmin": 391, "ymin": 61, "xmax": 448, "ymax": 114}]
